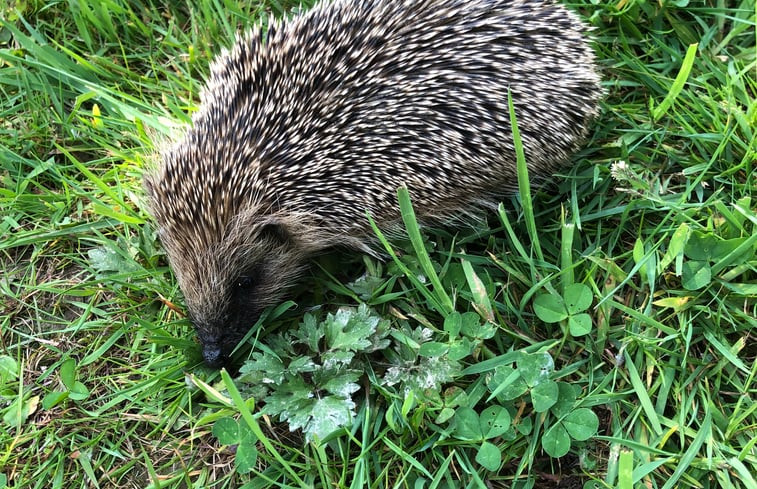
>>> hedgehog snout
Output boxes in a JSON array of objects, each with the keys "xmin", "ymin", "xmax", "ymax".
[{"xmin": 202, "ymin": 342, "xmax": 225, "ymax": 368}]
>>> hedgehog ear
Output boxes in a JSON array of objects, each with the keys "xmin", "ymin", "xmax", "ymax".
[{"xmin": 257, "ymin": 218, "xmax": 291, "ymax": 246}]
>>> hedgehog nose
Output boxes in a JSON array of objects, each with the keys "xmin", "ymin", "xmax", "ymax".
[{"xmin": 202, "ymin": 345, "xmax": 225, "ymax": 368}]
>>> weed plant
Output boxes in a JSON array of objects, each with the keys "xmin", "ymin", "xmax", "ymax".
[{"xmin": 0, "ymin": 0, "xmax": 755, "ymax": 488}]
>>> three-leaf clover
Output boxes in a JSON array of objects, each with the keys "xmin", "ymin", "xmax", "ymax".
[
  {"xmin": 212, "ymin": 417, "xmax": 259, "ymax": 473},
  {"xmin": 453, "ymin": 406, "xmax": 511, "ymax": 471},
  {"xmin": 533, "ymin": 283, "xmax": 593, "ymax": 336}
]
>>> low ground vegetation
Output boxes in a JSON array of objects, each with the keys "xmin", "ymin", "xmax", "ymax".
[{"xmin": 0, "ymin": 0, "xmax": 755, "ymax": 488}]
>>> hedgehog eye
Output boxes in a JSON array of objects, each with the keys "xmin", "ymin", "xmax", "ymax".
[
  {"xmin": 237, "ymin": 276, "xmax": 255, "ymax": 289},
  {"xmin": 235, "ymin": 265, "xmax": 262, "ymax": 291}
]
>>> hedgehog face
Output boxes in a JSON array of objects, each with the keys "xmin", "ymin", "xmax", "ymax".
[{"xmin": 174, "ymin": 216, "xmax": 310, "ymax": 367}]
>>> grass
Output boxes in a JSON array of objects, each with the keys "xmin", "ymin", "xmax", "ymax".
[{"xmin": 0, "ymin": 0, "xmax": 755, "ymax": 488}]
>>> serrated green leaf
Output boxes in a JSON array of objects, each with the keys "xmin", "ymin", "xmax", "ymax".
[
  {"xmin": 533, "ymin": 294, "xmax": 568, "ymax": 323},
  {"xmin": 212, "ymin": 417, "xmax": 240, "ymax": 445},
  {"xmin": 288, "ymin": 355, "xmax": 318, "ymax": 373},
  {"xmin": 293, "ymin": 314, "xmax": 323, "ymax": 352},
  {"xmin": 563, "ymin": 408, "xmax": 599, "ymax": 441},
  {"xmin": 87, "ymin": 246, "xmax": 140, "ymax": 274},
  {"xmin": 531, "ymin": 380, "xmax": 559, "ymax": 413},
  {"xmin": 475, "ymin": 441, "xmax": 501, "ymax": 471},
  {"xmin": 325, "ymin": 306, "xmax": 378, "ymax": 351},
  {"xmin": 454, "ymin": 407, "xmax": 482, "ymax": 440},
  {"xmin": 320, "ymin": 371, "xmax": 361, "ymax": 398},
  {"xmin": 305, "ymin": 396, "xmax": 355, "ymax": 442},
  {"xmin": 542, "ymin": 422, "xmax": 571, "ymax": 458},
  {"xmin": 263, "ymin": 376, "xmax": 313, "ymax": 419},
  {"xmin": 239, "ymin": 353, "xmax": 286, "ymax": 385},
  {"xmin": 569, "ymin": 313, "xmax": 592, "ymax": 336},
  {"xmin": 320, "ymin": 351, "xmax": 354, "ymax": 369},
  {"xmin": 383, "ymin": 355, "xmax": 461, "ymax": 396},
  {"xmin": 480, "ymin": 406, "xmax": 511, "ymax": 439},
  {"xmin": 563, "ymin": 283, "xmax": 592, "ymax": 314}
]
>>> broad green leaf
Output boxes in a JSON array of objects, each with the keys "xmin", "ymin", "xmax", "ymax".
[
  {"xmin": 3, "ymin": 395, "xmax": 39, "ymax": 428},
  {"xmin": 487, "ymin": 365, "xmax": 528, "ymax": 401},
  {"xmin": 419, "ymin": 342, "xmax": 449, "ymax": 357},
  {"xmin": 659, "ymin": 222, "xmax": 690, "ymax": 272},
  {"xmin": 518, "ymin": 352, "xmax": 554, "ymax": 387},
  {"xmin": 685, "ymin": 232, "xmax": 717, "ymax": 261},
  {"xmin": 235, "ymin": 441, "xmax": 258, "ymax": 474},
  {"xmin": 533, "ymin": 294, "xmax": 567, "ymax": 323},
  {"xmin": 531, "ymin": 380, "xmax": 559, "ymax": 413},
  {"xmin": 563, "ymin": 408, "xmax": 599, "ymax": 441},
  {"xmin": 563, "ymin": 283, "xmax": 592, "ymax": 314},
  {"xmin": 569, "ymin": 313, "xmax": 592, "ymax": 336},
  {"xmin": 516, "ymin": 416, "xmax": 533, "ymax": 435},
  {"xmin": 68, "ymin": 381, "xmax": 90, "ymax": 401},
  {"xmin": 448, "ymin": 338, "xmax": 474, "ymax": 361},
  {"xmin": 460, "ymin": 311, "xmax": 494, "ymax": 339},
  {"xmin": 618, "ymin": 450, "xmax": 634, "ymax": 489},
  {"xmin": 444, "ymin": 312, "xmax": 462, "ymax": 338},
  {"xmin": 42, "ymin": 391, "xmax": 69, "ymax": 410},
  {"xmin": 462, "ymin": 258, "xmax": 495, "ymax": 323},
  {"xmin": 542, "ymin": 422, "xmax": 571, "ymax": 458},
  {"xmin": 475, "ymin": 441, "xmax": 501, "ymax": 472},
  {"xmin": 652, "ymin": 296, "xmax": 691, "ymax": 312},
  {"xmin": 454, "ymin": 407, "xmax": 482, "ymax": 440},
  {"xmin": 480, "ymin": 406, "xmax": 511, "ymax": 439},
  {"xmin": 550, "ymin": 382, "xmax": 578, "ymax": 418},
  {"xmin": 682, "ymin": 261, "xmax": 711, "ymax": 290},
  {"xmin": 212, "ymin": 417, "xmax": 240, "ymax": 445},
  {"xmin": 0, "ymin": 355, "xmax": 18, "ymax": 385},
  {"xmin": 435, "ymin": 407, "xmax": 456, "ymax": 424},
  {"xmin": 60, "ymin": 358, "xmax": 77, "ymax": 390},
  {"xmin": 235, "ymin": 423, "xmax": 259, "ymax": 473}
]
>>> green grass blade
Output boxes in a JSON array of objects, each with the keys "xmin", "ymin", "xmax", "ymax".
[{"xmin": 652, "ymin": 43, "xmax": 699, "ymax": 122}]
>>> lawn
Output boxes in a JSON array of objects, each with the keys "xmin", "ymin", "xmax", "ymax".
[{"xmin": 0, "ymin": 0, "xmax": 755, "ymax": 488}]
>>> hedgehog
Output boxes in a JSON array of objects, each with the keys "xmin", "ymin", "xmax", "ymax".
[{"xmin": 144, "ymin": 0, "xmax": 602, "ymax": 367}]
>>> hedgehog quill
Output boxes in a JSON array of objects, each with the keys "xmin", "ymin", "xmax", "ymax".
[{"xmin": 145, "ymin": 0, "xmax": 602, "ymax": 367}]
